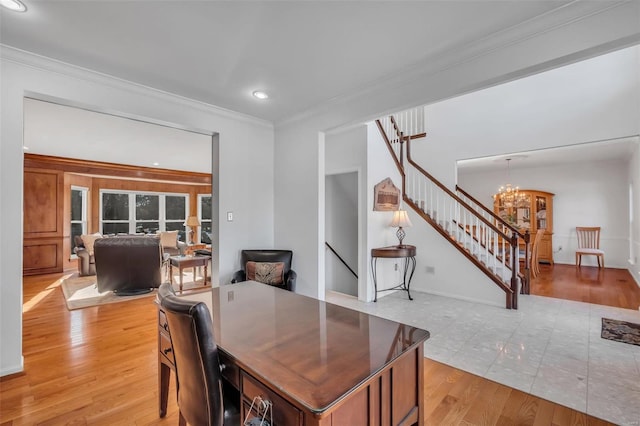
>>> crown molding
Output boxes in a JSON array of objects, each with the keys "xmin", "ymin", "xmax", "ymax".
[
  {"xmin": 277, "ymin": 0, "xmax": 639, "ymax": 129},
  {"xmin": 0, "ymin": 45, "xmax": 274, "ymax": 130}
]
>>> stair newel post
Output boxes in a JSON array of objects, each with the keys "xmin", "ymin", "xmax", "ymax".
[
  {"xmin": 510, "ymin": 231, "xmax": 519, "ymax": 309},
  {"xmin": 399, "ymin": 132, "xmax": 406, "ymax": 197},
  {"xmin": 523, "ymin": 230, "xmax": 531, "ymax": 295}
]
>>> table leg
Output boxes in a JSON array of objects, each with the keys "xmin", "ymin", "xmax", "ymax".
[
  {"xmin": 159, "ymin": 360, "xmax": 171, "ymax": 417},
  {"xmin": 204, "ymin": 262, "xmax": 208, "ymax": 287},
  {"xmin": 403, "ymin": 256, "xmax": 416, "ymax": 300},
  {"xmin": 169, "ymin": 264, "xmax": 174, "ymax": 285},
  {"xmin": 179, "ymin": 266, "xmax": 183, "ymax": 292},
  {"xmin": 371, "ymin": 257, "xmax": 378, "ymax": 302}
]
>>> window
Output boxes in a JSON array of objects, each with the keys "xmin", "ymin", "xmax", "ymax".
[
  {"xmin": 198, "ymin": 194, "xmax": 212, "ymax": 244},
  {"xmin": 100, "ymin": 190, "xmax": 188, "ymax": 241},
  {"xmin": 70, "ymin": 186, "xmax": 88, "ymax": 255}
]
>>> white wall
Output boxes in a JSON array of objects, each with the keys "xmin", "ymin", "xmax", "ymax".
[
  {"xmin": 325, "ymin": 173, "xmax": 358, "ymax": 296},
  {"xmin": 415, "ymin": 45, "xmax": 640, "ymax": 190},
  {"xmin": 274, "ymin": 11, "xmax": 639, "ymax": 306},
  {"xmin": 325, "ymin": 125, "xmax": 368, "ymax": 299},
  {"xmin": 630, "ymin": 142, "xmax": 640, "ymax": 285},
  {"xmin": 459, "ymin": 159, "xmax": 632, "ymax": 268},
  {"xmin": 23, "ymin": 98, "xmax": 213, "ymax": 173},
  {"xmin": 0, "ymin": 47, "xmax": 275, "ymax": 376}
]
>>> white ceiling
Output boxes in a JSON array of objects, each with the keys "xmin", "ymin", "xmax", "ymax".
[
  {"xmin": 0, "ymin": 0, "xmax": 591, "ymax": 123},
  {"xmin": 457, "ymin": 137, "xmax": 640, "ymax": 174}
]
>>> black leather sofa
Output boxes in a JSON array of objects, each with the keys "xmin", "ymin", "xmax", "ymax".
[
  {"xmin": 94, "ymin": 237, "xmax": 163, "ymax": 295},
  {"xmin": 231, "ymin": 249, "xmax": 296, "ymax": 291}
]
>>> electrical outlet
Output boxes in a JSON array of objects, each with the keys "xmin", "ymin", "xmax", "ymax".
[
  {"xmin": 558, "ymin": 245, "xmax": 562, "ymax": 251},
  {"xmin": 394, "ymin": 263, "xmax": 398, "ymax": 271},
  {"xmin": 426, "ymin": 266, "xmax": 435, "ymax": 274}
]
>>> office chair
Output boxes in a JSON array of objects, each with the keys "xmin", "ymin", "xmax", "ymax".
[{"xmin": 158, "ymin": 282, "xmax": 228, "ymax": 426}]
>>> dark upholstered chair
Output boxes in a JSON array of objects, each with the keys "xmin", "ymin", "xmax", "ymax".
[
  {"xmin": 74, "ymin": 235, "xmax": 96, "ymax": 276},
  {"xmin": 94, "ymin": 237, "xmax": 163, "ymax": 295},
  {"xmin": 158, "ymin": 282, "xmax": 238, "ymax": 426},
  {"xmin": 231, "ymin": 249, "xmax": 296, "ymax": 291}
]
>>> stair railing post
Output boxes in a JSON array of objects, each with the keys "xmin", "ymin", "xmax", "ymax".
[
  {"xmin": 510, "ymin": 231, "xmax": 519, "ymax": 309},
  {"xmin": 399, "ymin": 132, "xmax": 406, "ymax": 196},
  {"xmin": 522, "ymin": 230, "xmax": 530, "ymax": 295}
]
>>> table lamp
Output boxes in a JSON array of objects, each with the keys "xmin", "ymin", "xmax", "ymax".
[
  {"xmin": 184, "ymin": 216, "xmax": 200, "ymax": 244},
  {"xmin": 389, "ymin": 210, "xmax": 412, "ymax": 247}
]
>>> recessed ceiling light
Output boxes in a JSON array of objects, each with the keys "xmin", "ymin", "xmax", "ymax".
[
  {"xmin": 252, "ymin": 91, "xmax": 269, "ymax": 100},
  {"xmin": 0, "ymin": 0, "xmax": 27, "ymax": 12},
  {"xmin": 152, "ymin": 162, "xmax": 160, "ymax": 166},
  {"xmin": 23, "ymin": 146, "xmax": 29, "ymax": 151}
]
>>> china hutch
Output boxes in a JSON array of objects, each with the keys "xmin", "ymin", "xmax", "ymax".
[{"xmin": 494, "ymin": 189, "xmax": 554, "ymax": 264}]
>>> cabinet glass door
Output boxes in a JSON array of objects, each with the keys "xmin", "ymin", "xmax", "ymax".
[{"xmin": 536, "ymin": 196, "xmax": 547, "ymax": 229}]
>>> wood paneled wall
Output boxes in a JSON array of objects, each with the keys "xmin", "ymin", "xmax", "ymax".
[
  {"xmin": 24, "ymin": 154, "xmax": 212, "ymax": 275},
  {"xmin": 23, "ymin": 168, "xmax": 64, "ymax": 275}
]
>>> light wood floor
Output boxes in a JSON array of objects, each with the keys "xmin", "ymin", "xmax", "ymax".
[{"xmin": 1, "ymin": 273, "xmax": 617, "ymax": 425}]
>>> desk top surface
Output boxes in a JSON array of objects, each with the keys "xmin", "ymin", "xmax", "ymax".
[{"xmin": 177, "ymin": 281, "xmax": 429, "ymax": 414}]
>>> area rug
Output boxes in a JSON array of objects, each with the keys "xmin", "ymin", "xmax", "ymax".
[
  {"xmin": 60, "ymin": 274, "xmax": 155, "ymax": 310},
  {"xmin": 601, "ymin": 318, "xmax": 640, "ymax": 346}
]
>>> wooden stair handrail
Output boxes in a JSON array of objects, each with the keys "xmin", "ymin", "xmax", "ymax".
[
  {"xmin": 404, "ymin": 141, "xmax": 513, "ymax": 242},
  {"xmin": 403, "ymin": 195, "xmax": 515, "ymax": 309},
  {"xmin": 377, "ymin": 114, "xmax": 526, "ymax": 308},
  {"xmin": 375, "ymin": 119, "xmax": 404, "ymax": 174},
  {"xmin": 455, "ymin": 185, "xmax": 525, "ymax": 240}
]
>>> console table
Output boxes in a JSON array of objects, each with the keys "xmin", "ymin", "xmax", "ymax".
[
  {"xmin": 157, "ymin": 282, "xmax": 429, "ymax": 425},
  {"xmin": 371, "ymin": 245, "xmax": 417, "ymax": 302}
]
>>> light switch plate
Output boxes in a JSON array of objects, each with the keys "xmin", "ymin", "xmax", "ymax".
[{"xmin": 227, "ymin": 211, "xmax": 233, "ymax": 222}]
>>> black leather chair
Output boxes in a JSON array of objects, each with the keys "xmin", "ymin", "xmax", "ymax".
[
  {"xmin": 94, "ymin": 237, "xmax": 162, "ymax": 295},
  {"xmin": 158, "ymin": 282, "xmax": 238, "ymax": 426},
  {"xmin": 231, "ymin": 249, "xmax": 296, "ymax": 291}
]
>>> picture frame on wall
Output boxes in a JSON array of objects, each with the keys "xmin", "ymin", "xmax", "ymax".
[{"xmin": 373, "ymin": 177, "xmax": 400, "ymax": 211}]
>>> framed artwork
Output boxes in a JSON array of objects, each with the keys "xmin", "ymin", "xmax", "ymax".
[{"xmin": 373, "ymin": 178, "xmax": 400, "ymax": 211}]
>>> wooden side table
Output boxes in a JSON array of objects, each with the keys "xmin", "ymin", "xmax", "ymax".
[
  {"xmin": 169, "ymin": 255, "xmax": 210, "ymax": 292},
  {"xmin": 371, "ymin": 245, "xmax": 416, "ymax": 302}
]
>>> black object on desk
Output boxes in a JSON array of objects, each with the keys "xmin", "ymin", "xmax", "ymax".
[{"xmin": 371, "ymin": 245, "xmax": 416, "ymax": 302}]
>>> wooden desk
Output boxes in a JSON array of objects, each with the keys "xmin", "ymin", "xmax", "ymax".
[
  {"xmin": 371, "ymin": 245, "xmax": 417, "ymax": 302},
  {"xmin": 169, "ymin": 255, "xmax": 209, "ymax": 292},
  {"xmin": 157, "ymin": 281, "xmax": 429, "ymax": 425}
]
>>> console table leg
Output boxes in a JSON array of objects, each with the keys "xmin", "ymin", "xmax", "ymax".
[{"xmin": 371, "ymin": 257, "xmax": 378, "ymax": 302}]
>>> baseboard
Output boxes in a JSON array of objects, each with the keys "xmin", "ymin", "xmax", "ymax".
[
  {"xmin": 0, "ymin": 355, "xmax": 24, "ymax": 377},
  {"xmin": 419, "ymin": 289, "xmax": 504, "ymax": 308}
]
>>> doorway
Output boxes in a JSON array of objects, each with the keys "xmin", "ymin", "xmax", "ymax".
[{"xmin": 325, "ymin": 171, "xmax": 358, "ymax": 297}]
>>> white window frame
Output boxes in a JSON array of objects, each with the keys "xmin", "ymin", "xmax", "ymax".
[
  {"xmin": 99, "ymin": 189, "xmax": 189, "ymax": 237},
  {"xmin": 198, "ymin": 193, "xmax": 212, "ymax": 244},
  {"xmin": 70, "ymin": 186, "xmax": 88, "ymax": 259}
]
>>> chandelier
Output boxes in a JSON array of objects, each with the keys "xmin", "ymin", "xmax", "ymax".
[{"xmin": 494, "ymin": 159, "xmax": 527, "ymax": 208}]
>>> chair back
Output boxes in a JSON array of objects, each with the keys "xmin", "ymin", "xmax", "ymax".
[
  {"xmin": 576, "ymin": 227, "xmax": 601, "ymax": 249},
  {"xmin": 240, "ymin": 250, "xmax": 293, "ymax": 275},
  {"xmin": 94, "ymin": 237, "xmax": 163, "ymax": 293},
  {"xmin": 529, "ymin": 229, "xmax": 545, "ymax": 278},
  {"xmin": 158, "ymin": 282, "xmax": 224, "ymax": 426}
]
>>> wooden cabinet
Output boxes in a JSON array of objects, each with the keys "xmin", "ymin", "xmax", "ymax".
[{"xmin": 494, "ymin": 189, "xmax": 554, "ymax": 264}]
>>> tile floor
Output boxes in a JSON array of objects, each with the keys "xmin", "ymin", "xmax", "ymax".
[{"xmin": 325, "ymin": 290, "xmax": 640, "ymax": 426}]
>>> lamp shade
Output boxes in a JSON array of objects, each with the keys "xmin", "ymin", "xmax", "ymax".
[
  {"xmin": 184, "ymin": 216, "xmax": 200, "ymax": 227},
  {"xmin": 389, "ymin": 210, "xmax": 412, "ymax": 228}
]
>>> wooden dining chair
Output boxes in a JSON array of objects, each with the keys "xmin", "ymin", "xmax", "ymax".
[
  {"xmin": 530, "ymin": 229, "xmax": 545, "ymax": 279},
  {"xmin": 575, "ymin": 227, "xmax": 604, "ymax": 268}
]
